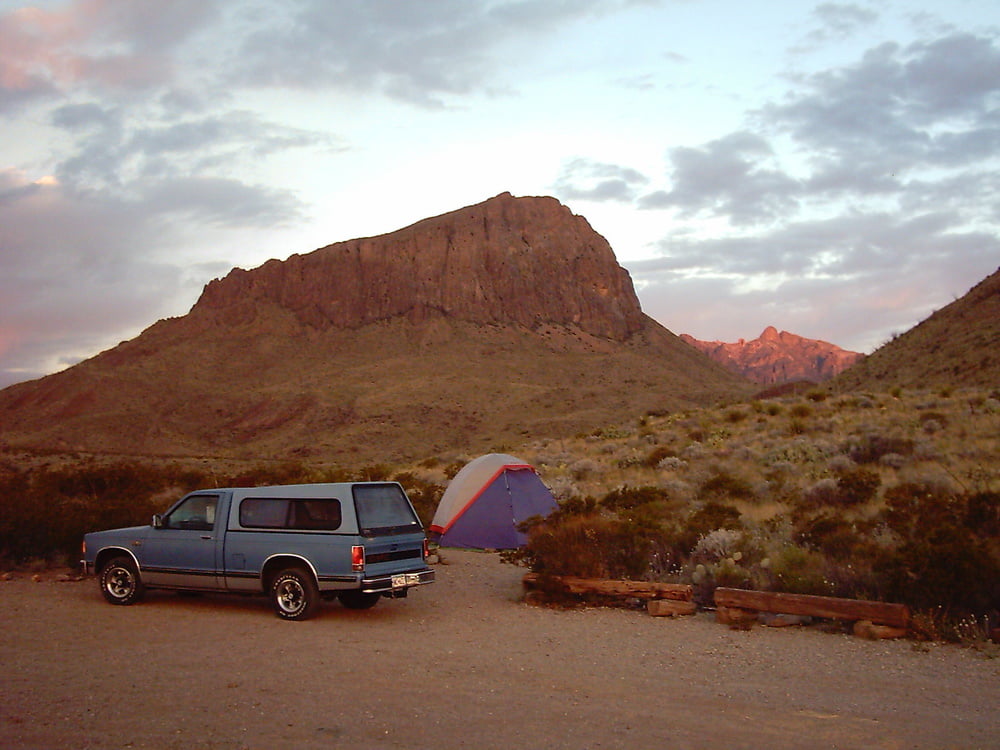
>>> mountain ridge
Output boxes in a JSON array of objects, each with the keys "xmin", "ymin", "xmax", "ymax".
[{"xmin": 0, "ymin": 193, "xmax": 751, "ymax": 464}]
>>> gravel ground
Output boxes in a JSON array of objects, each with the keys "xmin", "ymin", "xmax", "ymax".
[{"xmin": 1, "ymin": 550, "xmax": 997, "ymax": 749}]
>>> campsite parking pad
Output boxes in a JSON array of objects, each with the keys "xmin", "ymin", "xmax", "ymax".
[{"xmin": 2, "ymin": 550, "xmax": 998, "ymax": 749}]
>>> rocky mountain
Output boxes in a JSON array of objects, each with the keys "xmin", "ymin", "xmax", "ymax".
[
  {"xmin": 680, "ymin": 327, "xmax": 863, "ymax": 385},
  {"xmin": 834, "ymin": 266, "xmax": 1000, "ymax": 391},
  {"xmin": 0, "ymin": 193, "xmax": 751, "ymax": 465}
]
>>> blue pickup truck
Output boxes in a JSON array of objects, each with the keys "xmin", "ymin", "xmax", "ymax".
[{"xmin": 81, "ymin": 481, "xmax": 435, "ymax": 620}]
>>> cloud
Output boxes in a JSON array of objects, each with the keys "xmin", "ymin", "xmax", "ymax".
[
  {"xmin": 622, "ymin": 30, "xmax": 1000, "ymax": 349},
  {"xmin": 796, "ymin": 3, "xmax": 880, "ymax": 49},
  {"xmin": 553, "ymin": 158, "xmax": 650, "ymax": 202},
  {"xmin": 638, "ymin": 132, "xmax": 801, "ymax": 225},
  {"xmin": 0, "ymin": 0, "xmax": 222, "ymax": 112},
  {"xmin": 226, "ymin": 0, "xmax": 637, "ymax": 106}
]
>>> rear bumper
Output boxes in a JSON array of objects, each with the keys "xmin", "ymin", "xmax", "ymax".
[{"xmin": 361, "ymin": 567, "xmax": 435, "ymax": 594}]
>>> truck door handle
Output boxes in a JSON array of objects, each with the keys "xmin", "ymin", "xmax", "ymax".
[{"xmin": 201, "ymin": 535, "xmax": 213, "ymax": 540}]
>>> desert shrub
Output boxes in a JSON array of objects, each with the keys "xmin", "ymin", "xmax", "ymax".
[
  {"xmin": 789, "ymin": 403, "xmax": 813, "ymax": 419},
  {"xmin": 569, "ymin": 458, "xmax": 601, "ymax": 480},
  {"xmin": 965, "ymin": 491, "xmax": 1000, "ymax": 538},
  {"xmin": 789, "ymin": 418, "xmax": 808, "ymax": 435},
  {"xmin": 644, "ymin": 445, "xmax": 678, "ymax": 468},
  {"xmin": 801, "ymin": 478, "xmax": 839, "ymax": 508},
  {"xmin": 794, "ymin": 513, "xmax": 866, "ymax": 561},
  {"xmin": 690, "ymin": 528, "xmax": 742, "ymax": 564},
  {"xmin": 725, "ymin": 408, "xmax": 748, "ymax": 423},
  {"xmin": 697, "ymin": 469, "xmax": 755, "ymax": 502},
  {"xmin": 675, "ymin": 501, "xmax": 742, "ymax": 554},
  {"xmin": 918, "ymin": 410, "xmax": 949, "ymax": 429},
  {"xmin": 224, "ymin": 461, "xmax": 313, "ymax": 487},
  {"xmin": 768, "ymin": 544, "xmax": 833, "ymax": 596},
  {"xmin": 443, "ymin": 461, "xmax": 465, "ymax": 480},
  {"xmin": 878, "ymin": 525, "xmax": 999, "ymax": 613},
  {"xmin": 513, "ymin": 512, "xmax": 655, "ymax": 579},
  {"xmin": 875, "ymin": 482, "xmax": 1000, "ymax": 614},
  {"xmin": 881, "ymin": 481, "xmax": 964, "ymax": 538},
  {"xmin": 878, "ymin": 453, "xmax": 908, "ymax": 469},
  {"xmin": 657, "ymin": 456, "xmax": 687, "ymax": 472},
  {"xmin": 835, "ymin": 468, "xmax": 881, "ymax": 506},
  {"xmin": 846, "ymin": 433, "xmax": 915, "ymax": 464},
  {"xmin": 806, "ymin": 389, "xmax": 828, "ymax": 402},
  {"xmin": 601, "ymin": 485, "xmax": 670, "ymax": 512},
  {"xmin": 0, "ymin": 462, "xmax": 204, "ymax": 565}
]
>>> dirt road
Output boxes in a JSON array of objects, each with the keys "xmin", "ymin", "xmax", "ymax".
[{"xmin": 2, "ymin": 550, "xmax": 997, "ymax": 749}]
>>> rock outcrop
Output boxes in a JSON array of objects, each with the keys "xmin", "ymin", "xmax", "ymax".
[
  {"xmin": 680, "ymin": 327, "xmax": 863, "ymax": 384},
  {"xmin": 191, "ymin": 192, "xmax": 645, "ymax": 340}
]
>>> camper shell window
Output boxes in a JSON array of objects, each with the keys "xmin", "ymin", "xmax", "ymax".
[
  {"xmin": 353, "ymin": 483, "xmax": 421, "ymax": 536},
  {"xmin": 240, "ymin": 498, "xmax": 342, "ymax": 531}
]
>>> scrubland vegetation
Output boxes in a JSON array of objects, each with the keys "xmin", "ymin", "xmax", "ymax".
[{"xmin": 2, "ymin": 385, "xmax": 997, "ymax": 641}]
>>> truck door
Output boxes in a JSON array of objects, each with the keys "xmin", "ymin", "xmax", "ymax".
[{"xmin": 140, "ymin": 492, "xmax": 226, "ymax": 588}]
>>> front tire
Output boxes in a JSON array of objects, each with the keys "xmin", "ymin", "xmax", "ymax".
[
  {"xmin": 337, "ymin": 590, "xmax": 381, "ymax": 610},
  {"xmin": 99, "ymin": 556, "xmax": 145, "ymax": 605},
  {"xmin": 270, "ymin": 568, "xmax": 319, "ymax": 620}
]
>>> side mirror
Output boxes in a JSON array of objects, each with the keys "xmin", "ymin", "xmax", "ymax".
[{"xmin": 152, "ymin": 514, "xmax": 163, "ymax": 529}]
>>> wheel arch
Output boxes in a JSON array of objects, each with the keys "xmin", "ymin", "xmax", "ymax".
[
  {"xmin": 260, "ymin": 554, "xmax": 318, "ymax": 593},
  {"xmin": 94, "ymin": 547, "xmax": 141, "ymax": 575}
]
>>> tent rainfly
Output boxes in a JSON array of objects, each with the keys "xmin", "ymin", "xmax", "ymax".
[{"xmin": 429, "ymin": 453, "xmax": 558, "ymax": 549}]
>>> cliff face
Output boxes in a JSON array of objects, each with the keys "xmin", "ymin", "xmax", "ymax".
[
  {"xmin": 0, "ymin": 193, "xmax": 749, "ymax": 463},
  {"xmin": 192, "ymin": 192, "xmax": 645, "ymax": 340},
  {"xmin": 681, "ymin": 327, "xmax": 863, "ymax": 384}
]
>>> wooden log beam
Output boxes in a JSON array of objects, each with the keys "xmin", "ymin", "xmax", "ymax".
[
  {"xmin": 714, "ymin": 588, "xmax": 910, "ymax": 628},
  {"xmin": 647, "ymin": 599, "xmax": 697, "ymax": 617},
  {"xmin": 523, "ymin": 573, "xmax": 692, "ymax": 601}
]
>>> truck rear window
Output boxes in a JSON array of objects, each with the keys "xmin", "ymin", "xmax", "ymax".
[
  {"xmin": 353, "ymin": 484, "xmax": 421, "ymax": 536},
  {"xmin": 240, "ymin": 498, "xmax": 342, "ymax": 531}
]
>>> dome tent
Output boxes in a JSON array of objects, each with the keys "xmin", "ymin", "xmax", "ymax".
[{"xmin": 429, "ymin": 453, "xmax": 558, "ymax": 549}]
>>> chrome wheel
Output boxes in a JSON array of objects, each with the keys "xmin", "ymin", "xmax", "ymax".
[{"xmin": 269, "ymin": 569, "xmax": 319, "ymax": 620}]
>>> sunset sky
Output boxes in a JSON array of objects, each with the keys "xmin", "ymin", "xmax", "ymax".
[{"xmin": 2, "ymin": 0, "xmax": 998, "ymax": 387}]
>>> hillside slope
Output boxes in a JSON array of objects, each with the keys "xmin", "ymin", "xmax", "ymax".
[
  {"xmin": 835, "ymin": 267, "xmax": 1000, "ymax": 391},
  {"xmin": 0, "ymin": 193, "xmax": 751, "ymax": 464}
]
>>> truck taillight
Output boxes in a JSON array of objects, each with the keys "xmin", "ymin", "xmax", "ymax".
[
  {"xmin": 351, "ymin": 545, "xmax": 365, "ymax": 572},
  {"xmin": 423, "ymin": 538, "xmax": 429, "ymax": 560}
]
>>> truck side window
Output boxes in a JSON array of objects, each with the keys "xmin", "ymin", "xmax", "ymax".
[
  {"xmin": 240, "ymin": 498, "xmax": 342, "ymax": 531},
  {"xmin": 165, "ymin": 495, "xmax": 218, "ymax": 531},
  {"xmin": 240, "ymin": 498, "xmax": 290, "ymax": 528}
]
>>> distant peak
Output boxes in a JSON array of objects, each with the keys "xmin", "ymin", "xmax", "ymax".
[{"xmin": 681, "ymin": 328, "xmax": 863, "ymax": 384}]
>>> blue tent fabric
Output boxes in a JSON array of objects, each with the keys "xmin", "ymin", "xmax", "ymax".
[{"xmin": 429, "ymin": 454, "xmax": 557, "ymax": 549}]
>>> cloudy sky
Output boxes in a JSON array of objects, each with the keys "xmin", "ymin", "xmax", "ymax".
[{"xmin": 2, "ymin": 0, "xmax": 998, "ymax": 388}]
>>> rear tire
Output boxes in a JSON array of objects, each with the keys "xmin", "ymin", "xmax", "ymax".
[
  {"xmin": 99, "ymin": 556, "xmax": 145, "ymax": 605},
  {"xmin": 270, "ymin": 568, "xmax": 319, "ymax": 620},
  {"xmin": 337, "ymin": 590, "xmax": 381, "ymax": 610}
]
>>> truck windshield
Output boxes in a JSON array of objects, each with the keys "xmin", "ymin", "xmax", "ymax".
[{"xmin": 353, "ymin": 484, "xmax": 421, "ymax": 536}]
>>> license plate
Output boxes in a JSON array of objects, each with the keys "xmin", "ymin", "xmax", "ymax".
[{"xmin": 391, "ymin": 573, "xmax": 421, "ymax": 588}]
